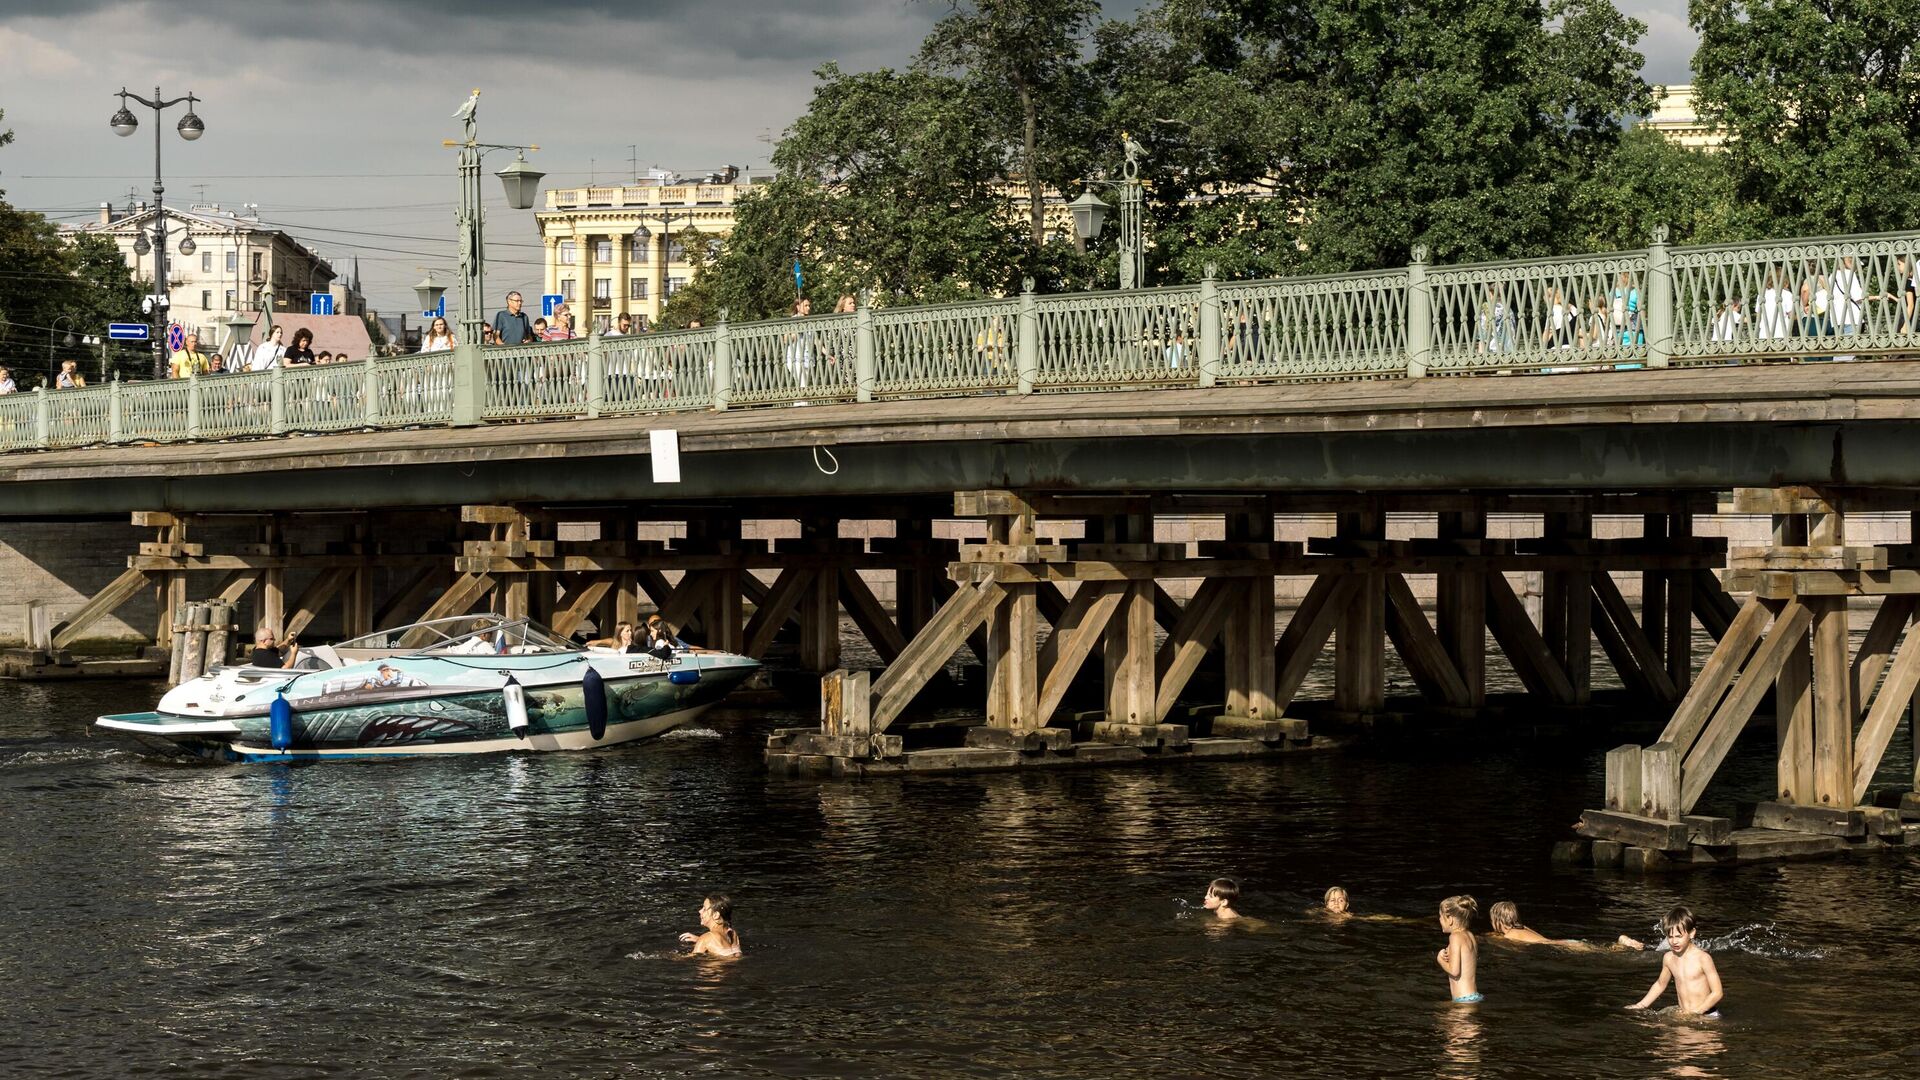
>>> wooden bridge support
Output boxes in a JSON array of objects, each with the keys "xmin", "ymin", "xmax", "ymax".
[{"xmin": 1580, "ymin": 487, "xmax": 1920, "ymax": 870}]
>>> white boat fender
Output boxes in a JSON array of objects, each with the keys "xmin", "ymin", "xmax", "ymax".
[
  {"xmin": 269, "ymin": 692, "xmax": 294, "ymax": 751},
  {"xmin": 584, "ymin": 667, "xmax": 609, "ymax": 741},
  {"xmin": 503, "ymin": 675, "xmax": 529, "ymax": 738}
]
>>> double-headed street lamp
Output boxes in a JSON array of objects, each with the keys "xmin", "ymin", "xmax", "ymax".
[
  {"xmin": 111, "ymin": 87, "xmax": 205, "ymax": 374},
  {"xmin": 1069, "ymin": 133, "xmax": 1147, "ymax": 290},
  {"xmin": 444, "ymin": 90, "xmax": 544, "ymax": 345}
]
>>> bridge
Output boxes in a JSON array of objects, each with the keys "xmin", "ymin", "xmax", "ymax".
[{"xmin": 4, "ymin": 226, "xmax": 1920, "ymax": 868}]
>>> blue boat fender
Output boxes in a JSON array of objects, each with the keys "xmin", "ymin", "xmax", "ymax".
[
  {"xmin": 503, "ymin": 675, "xmax": 529, "ymax": 738},
  {"xmin": 269, "ymin": 693, "xmax": 294, "ymax": 751},
  {"xmin": 668, "ymin": 664, "xmax": 701, "ymax": 685},
  {"xmin": 583, "ymin": 667, "xmax": 608, "ymax": 740}
]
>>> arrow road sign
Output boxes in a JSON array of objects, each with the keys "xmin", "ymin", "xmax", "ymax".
[
  {"xmin": 311, "ymin": 293, "xmax": 335, "ymax": 316},
  {"xmin": 541, "ymin": 294, "xmax": 565, "ymax": 318},
  {"xmin": 108, "ymin": 323, "xmax": 151, "ymax": 341}
]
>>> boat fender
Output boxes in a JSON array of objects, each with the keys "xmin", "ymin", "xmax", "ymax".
[
  {"xmin": 668, "ymin": 666, "xmax": 701, "ymax": 685},
  {"xmin": 583, "ymin": 667, "xmax": 608, "ymax": 741},
  {"xmin": 503, "ymin": 675, "xmax": 529, "ymax": 738},
  {"xmin": 269, "ymin": 693, "xmax": 293, "ymax": 751}
]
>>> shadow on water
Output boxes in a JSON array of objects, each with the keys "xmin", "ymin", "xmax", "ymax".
[{"xmin": 2, "ymin": 677, "xmax": 1917, "ymax": 1078}]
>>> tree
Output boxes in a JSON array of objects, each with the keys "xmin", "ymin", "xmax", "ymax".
[
  {"xmin": 1568, "ymin": 127, "xmax": 1746, "ymax": 251},
  {"xmin": 919, "ymin": 0, "xmax": 1104, "ymax": 257},
  {"xmin": 1691, "ymin": 0, "xmax": 1920, "ymax": 236}
]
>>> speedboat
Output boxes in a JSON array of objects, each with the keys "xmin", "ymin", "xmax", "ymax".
[{"xmin": 96, "ymin": 614, "xmax": 759, "ymax": 762}]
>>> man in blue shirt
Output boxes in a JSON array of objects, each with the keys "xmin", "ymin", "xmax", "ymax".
[{"xmin": 491, "ymin": 291, "xmax": 537, "ymax": 345}]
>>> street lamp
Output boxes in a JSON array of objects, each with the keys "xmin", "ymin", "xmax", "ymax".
[
  {"xmin": 1070, "ymin": 134, "xmax": 1147, "ymax": 289},
  {"xmin": 632, "ymin": 211, "xmax": 691, "ymax": 322},
  {"xmin": 443, "ymin": 89, "xmax": 543, "ymax": 345},
  {"xmin": 111, "ymin": 86, "xmax": 206, "ymax": 376},
  {"xmin": 413, "ymin": 270, "xmax": 448, "ymax": 314},
  {"xmin": 48, "ymin": 315, "xmax": 79, "ymax": 378}
]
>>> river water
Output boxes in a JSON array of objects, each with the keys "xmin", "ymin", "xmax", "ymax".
[{"xmin": 3, "ymin": 676, "xmax": 1917, "ymax": 1079}]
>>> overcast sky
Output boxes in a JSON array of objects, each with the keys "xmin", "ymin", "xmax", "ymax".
[{"xmin": 0, "ymin": 0, "xmax": 1699, "ymax": 313}]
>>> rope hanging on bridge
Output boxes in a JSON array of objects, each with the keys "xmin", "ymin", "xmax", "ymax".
[{"xmin": 812, "ymin": 445, "xmax": 840, "ymax": 476}]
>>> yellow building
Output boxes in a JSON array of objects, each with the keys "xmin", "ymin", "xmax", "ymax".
[{"xmin": 1640, "ymin": 85, "xmax": 1726, "ymax": 151}]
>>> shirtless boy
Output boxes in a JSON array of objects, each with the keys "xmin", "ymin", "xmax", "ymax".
[
  {"xmin": 1626, "ymin": 906, "xmax": 1723, "ymax": 1017},
  {"xmin": 680, "ymin": 894, "xmax": 742, "ymax": 958},
  {"xmin": 1203, "ymin": 878, "xmax": 1242, "ymax": 921}
]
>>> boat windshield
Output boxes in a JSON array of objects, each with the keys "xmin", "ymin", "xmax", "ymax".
[{"xmin": 335, "ymin": 614, "xmax": 578, "ymax": 655}]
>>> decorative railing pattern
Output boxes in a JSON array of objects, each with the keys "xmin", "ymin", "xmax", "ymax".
[{"xmin": 8, "ymin": 227, "xmax": 1920, "ymax": 455}]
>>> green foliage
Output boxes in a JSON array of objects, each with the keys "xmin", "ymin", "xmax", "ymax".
[
  {"xmin": 1568, "ymin": 127, "xmax": 1746, "ymax": 251},
  {"xmin": 1691, "ymin": 0, "xmax": 1920, "ymax": 236}
]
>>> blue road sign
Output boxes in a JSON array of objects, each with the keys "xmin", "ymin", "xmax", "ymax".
[
  {"xmin": 541, "ymin": 294, "xmax": 565, "ymax": 318},
  {"xmin": 422, "ymin": 296, "xmax": 446, "ymax": 319},
  {"xmin": 793, "ymin": 259, "xmax": 804, "ymax": 290},
  {"xmin": 107, "ymin": 323, "xmax": 150, "ymax": 341},
  {"xmin": 311, "ymin": 293, "xmax": 335, "ymax": 316},
  {"xmin": 166, "ymin": 323, "xmax": 185, "ymax": 352}
]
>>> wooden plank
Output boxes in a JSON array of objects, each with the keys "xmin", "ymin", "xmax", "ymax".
[
  {"xmin": 1679, "ymin": 600, "xmax": 1812, "ymax": 811},
  {"xmin": 1605, "ymin": 744, "xmax": 1643, "ymax": 814},
  {"xmin": 1641, "ymin": 741, "xmax": 1680, "ymax": 820},
  {"xmin": 821, "ymin": 669, "xmax": 873, "ymax": 740},
  {"xmin": 870, "ymin": 580, "xmax": 1005, "ymax": 733},
  {"xmin": 1104, "ymin": 582, "xmax": 1156, "ymax": 725},
  {"xmin": 636, "ymin": 568, "xmax": 675, "ymax": 611},
  {"xmin": 1153, "ymin": 578, "xmax": 1234, "ymax": 723},
  {"xmin": 1810, "ymin": 596, "xmax": 1855, "ymax": 807},
  {"xmin": 373, "ymin": 566, "xmax": 442, "ymax": 630},
  {"xmin": 744, "ymin": 567, "xmax": 811, "ymax": 660},
  {"xmin": 987, "ymin": 582, "xmax": 1040, "ymax": 729},
  {"xmin": 1035, "ymin": 581, "xmax": 1125, "ymax": 724},
  {"xmin": 1659, "ymin": 597, "xmax": 1771, "ymax": 750},
  {"xmin": 1850, "ymin": 595, "xmax": 1915, "ymax": 705},
  {"xmin": 551, "ymin": 575, "xmax": 614, "ymax": 638},
  {"xmin": 1667, "ymin": 567, "xmax": 1693, "ymax": 692},
  {"xmin": 1852, "ymin": 615, "xmax": 1920, "ymax": 804},
  {"xmin": 840, "ymin": 569, "xmax": 909, "ymax": 665},
  {"xmin": 1683, "ymin": 815, "xmax": 1733, "ymax": 847},
  {"xmin": 1591, "ymin": 572, "xmax": 1679, "ymax": 703},
  {"xmin": 215, "ymin": 572, "xmax": 261, "ymax": 606},
  {"xmin": 1576, "ymin": 809, "xmax": 1691, "ymax": 853},
  {"xmin": 1593, "ymin": 590, "xmax": 1658, "ymax": 700},
  {"xmin": 1751, "ymin": 801, "xmax": 1866, "ymax": 837},
  {"xmin": 1776, "ymin": 614, "xmax": 1815, "ymax": 805},
  {"xmin": 1336, "ymin": 572, "xmax": 1386, "ymax": 712},
  {"xmin": 1437, "ymin": 512, "xmax": 1488, "ymax": 706},
  {"xmin": 285, "ymin": 568, "xmax": 355, "ymax": 640},
  {"xmin": 49, "ymin": 567, "xmax": 153, "ymax": 651},
  {"xmin": 1485, "ymin": 572, "xmax": 1577, "ymax": 705},
  {"xmin": 660, "ymin": 569, "xmax": 713, "ymax": 636},
  {"xmin": 1223, "ymin": 576, "xmax": 1277, "ymax": 721},
  {"xmin": 1692, "ymin": 569, "xmax": 1740, "ymax": 640},
  {"xmin": 1275, "ymin": 575, "xmax": 1358, "ymax": 711},
  {"xmin": 1383, "ymin": 573, "xmax": 1470, "ymax": 707}
]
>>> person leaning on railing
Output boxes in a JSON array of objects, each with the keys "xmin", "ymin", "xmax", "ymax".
[
  {"xmin": 0, "ymin": 366, "xmax": 16, "ymax": 395},
  {"xmin": 168, "ymin": 332, "xmax": 210, "ymax": 378},
  {"xmin": 491, "ymin": 291, "xmax": 538, "ymax": 345}
]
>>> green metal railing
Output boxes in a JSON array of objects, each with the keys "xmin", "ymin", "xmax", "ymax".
[{"xmin": 8, "ymin": 225, "xmax": 1920, "ymax": 455}]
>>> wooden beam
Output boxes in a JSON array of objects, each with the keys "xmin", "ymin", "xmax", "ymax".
[
  {"xmin": 1776, "ymin": 609, "xmax": 1814, "ymax": 805},
  {"xmin": 798, "ymin": 562, "xmax": 841, "ymax": 672},
  {"xmin": 1691, "ymin": 569, "xmax": 1739, "ymax": 640},
  {"xmin": 659, "ymin": 570, "xmax": 712, "ymax": 634},
  {"xmin": 1225, "ymin": 577, "xmax": 1278, "ymax": 721},
  {"xmin": 1035, "ymin": 581, "xmax": 1126, "ymax": 723},
  {"xmin": 396, "ymin": 573, "xmax": 497, "ymax": 647},
  {"xmin": 1810, "ymin": 596, "xmax": 1855, "ymax": 807},
  {"xmin": 1592, "ymin": 589, "xmax": 1659, "ymax": 701},
  {"xmin": 285, "ymin": 568, "xmax": 354, "ymax": 640},
  {"xmin": 636, "ymin": 568, "xmax": 675, "ymax": 611},
  {"xmin": 1657, "ymin": 597, "xmax": 1772, "ymax": 751},
  {"xmin": 870, "ymin": 580, "xmax": 1005, "ymax": 733},
  {"xmin": 1437, "ymin": 511, "xmax": 1487, "ymax": 705},
  {"xmin": 1852, "ymin": 617, "xmax": 1920, "ymax": 804},
  {"xmin": 551, "ymin": 575, "xmax": 614, "ymax": 638},
  {"xmin": 1153, "ymin": 577, "xmax": 1235, "ymax": 723},
  {"xmin": 374, "ymin": 566, "xmax": 445, "ymax": 630},
  {"xmin": 1336, "ymin": 572, "xmax": 1386, "ymax": 713},
  {"xmin": 50, "ymin": 567, "xmax": 152, "ymax": 651},
  {"xmin": 1679, "ymin": 600, "xmax": 1812, "ymax": 812},
  {"xmin": 1275, "ymin": 575, "xmax": 1358, "ymax": 712},
  {"xmin": 1591, "ymin": 572, "xmax": 1679, "ymax": 703},
  {"xmin": 1384, "ymin": 573, "xmax": 1471, "ymax": 707},
  {"xmin": 839, "ymin": 568, "xmax": 909, "ymax": 665},
  {"xmin": 744, "ymin": 567, "xmax": 811, "ymax": 660},
  {"xmin": 1105, "ymin": 581, "xmax": 1157, "ymax": 725},
  {"xmin": 1850, "ymin": 595, "xmax": 1915, "ymax": 706},
  {"xmin": 1485, "ymin": 573, "xmax": 1577, "ymax": 705}
]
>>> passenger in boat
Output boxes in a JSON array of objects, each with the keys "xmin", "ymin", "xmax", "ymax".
[
  {"xmin": 362, "ymin": 663, "xmax": 425, "ymax": 690},
  {"xmin": 250, "ymin": 626, "xmax": 295, "ymax": 668},
  {"xmin": 1202, "ymin": 878, "xmax": 1242, "ymax": 921},
  {"xmin": 1436, "ymin": 895, "xmax": 1481, "ymax": 1003},
  {"xmin": 680, "ymin": 894, "xmax": 742, "ymax": 958},
  {"xmin": 643, "ymin": 615, "xmax": 687, "ymax": 658},
  {"xmin": 1627, "ymin": 906, "xmax": 1723, "ymax": 1018},
  {"xmin": 583, "ymin": 622, "xmax": 637, "ymax": 652}
]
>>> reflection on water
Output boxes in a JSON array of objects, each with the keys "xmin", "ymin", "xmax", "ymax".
[{"xmin": 2, "ymin": 677, "xmax": 1916, "ymax": 1078}]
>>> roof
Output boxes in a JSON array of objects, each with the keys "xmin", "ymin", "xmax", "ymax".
[{"xmin": 246, "ymin": 312, "xmax": 373, "ymax": 359}]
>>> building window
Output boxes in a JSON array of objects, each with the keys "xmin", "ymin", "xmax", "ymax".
[
  {"xmin": 201, "ymin": 251, "xmax": 212, "ymax": 273},
  {"xmin": 225, "ymin": 289, "xmax": 236, "ymax": 311},
  {"xmin": 668, "ymin": 242, "xmax": 687, "ymax": 263},
  {"xmin": 593, "ymin": 239, "xmax": 612, "ymax": 262},
  {"xmin": 560, "ymin": 278, "xmax": 576, "ymax": 301},
  {"xmin": 252, "ymin": 252, "xmax": 263, "ymax": 277},
  {"xmin": 628, "ymin": 235, "xmax": 648, "ymax": 259},
  {"xmin": 201, "ymin": 290, "xmax": 212, "ymax": 310},
  {"xmin": 667, "ymin": 276, "xmax": 687, "ymax": 296},
  {"xmin": 226, "ymin": 251, "xmax": 237, "ymax": 273},
  {"xmin": 559, "ymin": 241, "xmax": 576, "ymax": 265},
  {"xmin": 629, "ymin": 277, "xmax": 648, "ymax": 300}
]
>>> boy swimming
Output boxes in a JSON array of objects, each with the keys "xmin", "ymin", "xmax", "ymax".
[
  {"xmin": 1626, "ymin": 906, "xmax": 1722, "ymax": 1017},
  {"xmin": 1323, "ymin": 886, "xmax": 1349, "ymax": 918},
  {"xmin": 1203, "ymin": 878, "xmax": 1242, "ymax": 921},
  {"xmin": 1436, "ymin": 895, "xmax": 1481, "ymax": 1002},
  {"xmin": 679, "ymin": 894, "xmax": 742, "ymax": 958}
]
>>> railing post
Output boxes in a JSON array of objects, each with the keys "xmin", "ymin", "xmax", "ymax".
[
  {"xmin": 1016, "ymin": 276, "xmax": 1039, "ymax": 395},
  {"xmin": 269, "ymin": 364, "xmax": 287, "ymax": 435},
  {"xmin": 712, "ymin": 309, "xmax": 732, "ymax": 412},
  {"xmin": 451, "ymin": 342, "xmax": 483, "ymax": 426},
  {"xmin": 586, "ymin": 328, "xmax": 605, "ymax": 419},
  {"xmin": 187, "ymin": 374, "xmax": 202, "ymax": 439},
  {"xmin": 108, "ymin": 377, "xmax": 124, "ymax": 443},
  {"xmin": 1646, "ymin": 224, "xmax": 1673, "ymax": 369},
  {"xmin": 363, "ymin": 356, "xmax": 381, "ymax": 425},
  {"xmin": 1198, "ymin": 264, "xmax": 1221, "ymax": 388},
  {"xmin": 33, "ymin": 386, "xmax": 50, "ymax": 449},
  {"xmin": 855, "ymin": 292, "xmax": 876, "ymax": 403},
  {"xmin": 1407, "ymin": 244, "xmax": 1431, "ymax": 378}
]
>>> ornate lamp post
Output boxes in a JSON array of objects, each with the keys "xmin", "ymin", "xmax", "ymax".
[
  {"xmin": 1069, "ymin": 134, "xmax": 1147, "ymax": 289},
  {"xmin": 444, "ymin": 90, "xmax": 544, "ymax": 345},
  {"xmin": 111, "ymin": 87, "xmax": 204, "ymax": 375}
]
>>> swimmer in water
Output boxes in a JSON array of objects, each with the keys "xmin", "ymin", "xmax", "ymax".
[
  {"xmin": 1627, "ymin": 906, "xmax": 1722, "ymax": 1018},
  {"xmin": 1488, "ymin": 901, "xmax": 1555, "ymax": 943},
  {"xmin": 1436, "ymin": 895, "xmax": 1481, "ymax": 1003},
  {"xmin": 1203, "ymin": 877, "xmax": 1242, "ymax": 921},
  {"xmin": 1323, "ymin": 886, "xmax": 1351, "ymax": 919},
  {"xmin": 679, "ymin": 894, "xmax": 742, "ymax": 958}
]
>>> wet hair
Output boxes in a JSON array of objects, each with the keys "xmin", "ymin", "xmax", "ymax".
[
  {"xmin": 1324, "ymin": 886, "xmax": 1347, "ymax": 906},
  {"xmin": 1661, "ymin": 906, "xmax": 1697, "ymax": 936},
  {"xmin": 1207, "ymin": 878, "xmax": 1239, "ymax": 905},
  {"xmin": 1489, "ymin": 901, "xmax": 1526, "ymax": 932},
  {"xmin": 1440, "ymin": 895, "xmax": 1479, "ymax": 928},
  {"xmin": 704, "ymin": 893, "xmax": 733, "ymax": 926}
]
